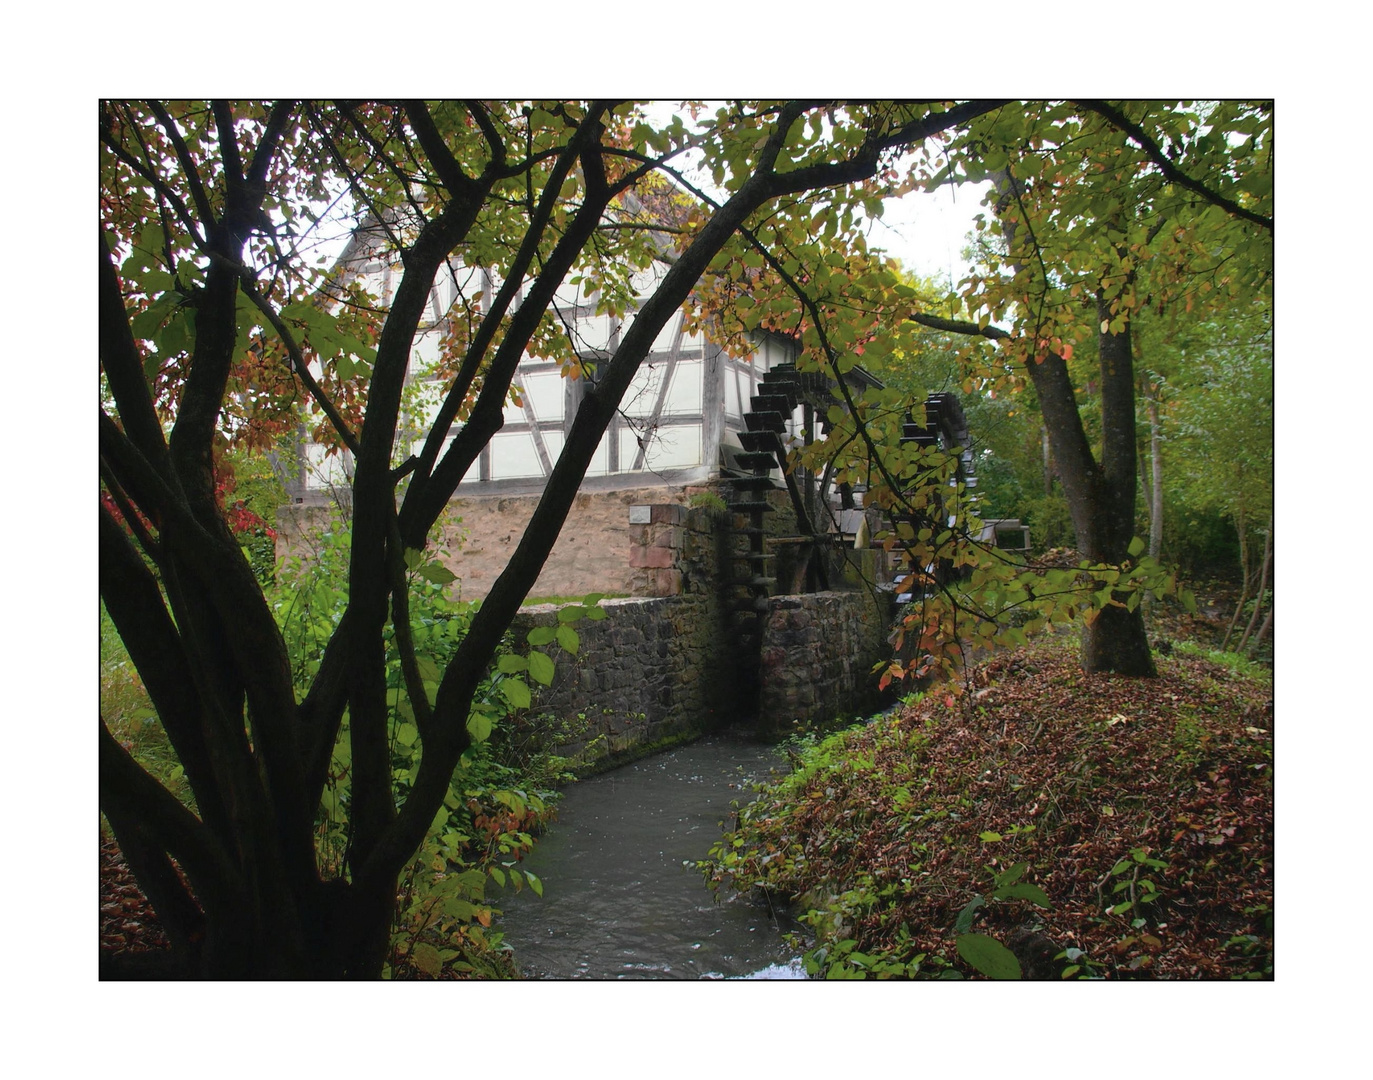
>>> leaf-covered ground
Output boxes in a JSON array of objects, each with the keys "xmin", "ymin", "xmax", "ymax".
[
  {"xmin": 704, "ymin": 632, "xmax": 1273, "ymax": 979},
  {"xmin": 102, "ymin": 584, "xmax": 1272, "ymax": 979},
  {"xmin": 100, "ymin": 837, "xmax": 173, "ymax": 959}
]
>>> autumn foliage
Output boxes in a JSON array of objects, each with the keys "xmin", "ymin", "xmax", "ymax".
[{"xmin": 704, "ymin": 631, "xmax": 1272, "ymax": 979}]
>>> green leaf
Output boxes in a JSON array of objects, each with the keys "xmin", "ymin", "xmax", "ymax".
[
  {"xmin": 527, "ymin": 649, "xmax": 556, "ymax": 686},
  {"xmin": 993, "ymin": 861, "xmax": 1028, "ymax": 890},
  {"xmin": 997, "ymin": 882, "xmax": 1053, "ymax": 909},
  {"xmin": 500, "ymin": 678, "xmax": 531, "ymax": 710},
  {"xmin": 557, "ymin": 604, "xmax": 587, "ymax": 624},
  {"xmin": 556, "ymin": 625, "xmax": 579, "ymax": 655},
  {"xmin": 467, "ymin": 710, "xmax": 494, "ymax": 744},
  {"xmin": 1128, "ymin": 536, "xmax": 1145, "ymax": 558},
  {"xmin": 417, "ymin": 563, "xmax": 457, "ymax": 585},
  {"xmin": 415, "ymin": 655, "xmax": 441, "ymax": 682},
  {"xmin": 526, "ymin": 625, "xmax": 558, "ymax": 646},
  {"xmin": 956, "ymin": 934, "xmax": 1022, "ymax": 980},
  {"xmin": 525, "ymin": 870, "xmax": 543, "ymax": 897},
  {"xmin": 979, "ymin": 831, "xmax": 1003, "ymax": 843},
  {"xmin": 396, "ymin": 722, "xmax": 419, "ymax": 747},
  {"xmin": 443, "ymin": 896, "xmax": 476, "ymax": 921},
  {"xmin": 412, "ymin": 942, "xmax": 442, "ymax": 977},
  {"xmin": 129, "ymin": 292, "xmax": 180, "ymax": 341},
  {"xmin": 497, "ymin": 653, "xmax": 528, "ymax": 675},
  {"xmin": 494, "ymin": 789, "xmax": 527, "ymax": 815},
  {"xmin": 955, "ymin": 895, "xmax": 985, "ymax": 935}
]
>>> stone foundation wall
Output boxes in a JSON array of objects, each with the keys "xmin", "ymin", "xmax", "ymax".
[
  {"xmin": 511, "ymin": 594, "xmax": 733, "ymax": 766},
  {"xmin": 758, "ymin": 589, "xmax": 891, "ymax": 730},
  {"xmin": 277, "ymin": 492, "xmax": 894, "ymax": 768},
  {"xmin": 510, "ymin": 587, "xmax": 890, "ymax": 768}
]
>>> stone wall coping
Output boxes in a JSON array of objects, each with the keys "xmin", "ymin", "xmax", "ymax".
[{"xmin": 516, "ymin": 594, "xmax": 674, "ymax": 617}]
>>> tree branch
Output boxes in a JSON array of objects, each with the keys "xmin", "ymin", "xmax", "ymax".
[
  {"xmin": 99, "ymin": 236, "xmax": 177, "ymax": 472},
  {"xmin": 763, "ymin": 100, "xmax": 1012, "ymax": 200},
  {"xmin": 1073, "ymin": 99, "xmax": 1273, "ymax": 232},
  {"xmin": 211, "ymin": 100, "xmax": 245, "ymax": 191},
  {"xmin": 101, "ymin": 804, "xmax": 208, "ymax": 954},
  {"xmin": 402, "ymin": 101, "xmax": 478, "ymax": 198},
  {"xmin": 144, "ymin": 101, "xmax": 216, "ymax": 234},
  {"xmin": 246, "ymin": 100, "xmax": 295, "ymax": 191},
  {"xmin": 99, "ymin": 715, "xmax": 235, "ymax": 906},
  {"xmin": 909, "ymin": 312, "xmax": 1010, "ymax": 340},
  {"xmin": 401, "ymin": 105, "xmax": 620, "ymax": 542},
  {"xmin": 385, "ymin": 508, "xmax": 435, "ymax": 743},
  {"xmin": 465, "ymin": 100, "xmax": 507, "ymax": 174},
  {"xmin": 100, "ymin": 504, "xmax": 232, "ymax": 843},
  {"xmin": 235, "ymin": 271, "xmax": 363, "ymax": 455}
]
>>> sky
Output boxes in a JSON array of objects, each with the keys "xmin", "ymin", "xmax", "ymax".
[
  {"xmin": 638, "ymin": 100, "xmax": 985, "ymax": 286},
  {"xmin": 864, "ymin": 177, "xmax": 987, "ymax": 286}
]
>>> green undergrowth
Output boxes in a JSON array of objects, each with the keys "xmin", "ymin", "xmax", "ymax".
[
  {"xmin": 701, "ymin": 634, "xmax": 1273, "ymax": 980},
  {"xmin": 101, "ymin": 603, "xmax": 196, "ymax": 813},
  {"xmin": 100, "ymin": 522, "xmax": 612, "ymax": 979}
]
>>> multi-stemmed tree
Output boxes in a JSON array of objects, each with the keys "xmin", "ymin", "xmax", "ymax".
[{"xmin": 99, "ymin": 99, "xmax": 1013, "ymax": 977}]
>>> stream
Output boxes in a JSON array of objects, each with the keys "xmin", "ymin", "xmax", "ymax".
[{"xmin": 493, "ymin": 733, "xmax": 808, "ymax": 979}]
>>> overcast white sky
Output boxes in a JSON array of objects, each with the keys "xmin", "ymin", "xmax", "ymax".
[{"xmin": 640, "ymin": 100, "xmax": 984, "ymax": 285}]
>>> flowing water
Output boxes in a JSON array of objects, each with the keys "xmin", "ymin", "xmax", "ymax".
[{"xmin": 493, "ymin": 733, "xmax": 808, "ymax": 979}]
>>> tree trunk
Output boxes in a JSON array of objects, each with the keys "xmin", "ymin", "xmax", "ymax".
[
  {"xmin": 1042, "ymin": 425, "xmax": 1053, "ymax": 495},
  {"xmin": 1082, "ymin": 602, "xmax": 1156, "ymax": 676},
  {"xmin": 986, "ymin": 172, "xmax": 1154, "ymax": 677},
  {"xmin": 1222, "ymin": 499, "xmax": 1250, "ymax": 652},
  {"xmin": 1239, "ymin": 517, "xmax": 1273, "ymax": 655},
  {"xmin": 1022, "ymin": 301, "xmax": 1155, "ymax": 676},
  {"xmin": 1145, "ymin": 385, "xmax": 1164, "ymax": 561},
  {"xmin": 1138, "ymin": 381, "xmax": 1164, "ymax": 620}
]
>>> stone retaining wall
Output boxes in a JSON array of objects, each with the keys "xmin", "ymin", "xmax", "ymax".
[
  {"xmin": 279, "ymin": 493, "xmax": 894, "ymax": 768},
  {"xmin": 512, "ymin": 586, "xmax": 891, "ymax": 767},
  {"xmin": 511, "ymin": 594, "xmax": 730, "ymax": 765},
  {"xmin": 758, "ymin": 589, "xmax": 891, "ymax": 730}
]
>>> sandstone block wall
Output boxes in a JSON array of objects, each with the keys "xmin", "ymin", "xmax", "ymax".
[{"xmin": 276, "ymin": 486, "xmax": 700, "ymax": 602}]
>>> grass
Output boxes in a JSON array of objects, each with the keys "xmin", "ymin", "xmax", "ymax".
[
  {"xmin": 1170, "ymin": 638, "xmax": 1273, "ymax": 682},
  {"xmin": 100, "ymin": 604, "xmax": 195, "ymax": 817}
]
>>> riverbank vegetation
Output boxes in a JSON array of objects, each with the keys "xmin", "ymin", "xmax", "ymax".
[
  {"xmin": 701, "ymin": 620, "xmax": 1273, "ymax": 979},
  {"xmin": 100, "ymin": 518, "xmax": 588, "ymax": 978}
]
